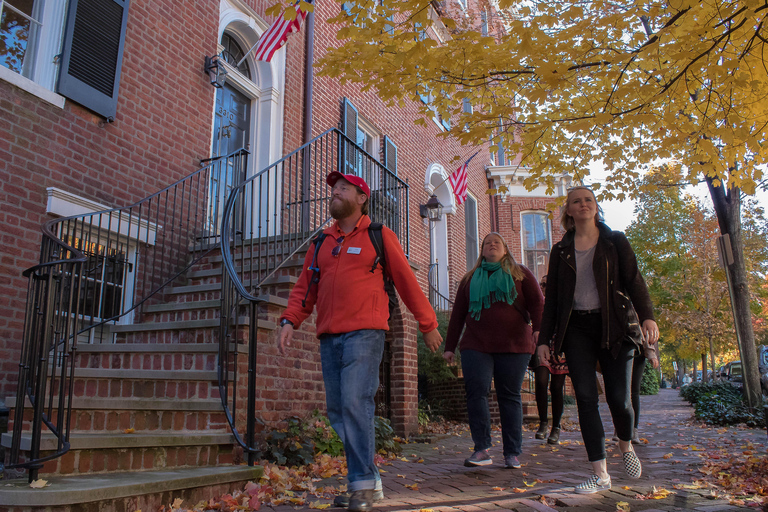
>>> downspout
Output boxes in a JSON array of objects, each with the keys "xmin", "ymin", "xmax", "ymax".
[{"xmin": 301, "ymin": 9, "xmax": 315, "ymax": 231}]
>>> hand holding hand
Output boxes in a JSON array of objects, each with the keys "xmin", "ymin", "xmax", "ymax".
[
  {"xmin": 443, "ymin": 350, "xmax": 455, "ymax": 365},
  {"xmin": 536, "ymin": 344, "xmax": 550, "ymax": 363},
  {"xmin": 642, "ymin": 319, "xmax": 660, "ymax": 346},
  {"xmin": 423, "ymin": 328, "xmax": 443, "ymax": 353}
]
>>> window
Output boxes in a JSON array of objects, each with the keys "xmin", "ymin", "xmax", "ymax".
[
  {"xmin": 481, "ymin": 9, "xmax": 488, "ymax": 36},
  {"xmin": 0, "ymin": 0, "xmax": 66, "ymax": 101},
  {"xmin": 522, "ymin": 212, "xmax": 552, "ymax": 281},
  {"xmin": 465, "ymin": 195, "xmax": 478, "ymax": 270}
]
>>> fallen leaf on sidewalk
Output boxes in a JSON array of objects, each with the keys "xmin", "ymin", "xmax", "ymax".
[
  {"xmin": 616, "ymin": 501, "xmax": 630, "ymax": 511},
  {"xmin": 397, "ymin": 474, "xmax": 406, "ymax": 478},
  {"xmin": 663, "ymin": 453, "xmax": 674, "ymax": 459},
  {"xmin": 405, "ymin": 483, "xmax": 419, "ymax": 490},
  {"xmin": 309, "ymin": 502, "xmax": 331, "ymax": 509},
  {"xmin": 622, "ymin": 486, "xmax": 631, "ymax": 490},
  {"xmin": 29, "ymin": 479, "xmax": 49, "ymax": 489},
  {"xmin": 492, "ymin": 487, "xmax": 506, "ymax": 491},
  {"xmin": 636, "ymin": 486, "xmax": 674, "ymax": 500},
  {"xmin": 522, "ymin": 481, "xmax": 535, "ymax": 487},
  {"xmin": 512, "ymin": 488, "xmax": 526, "ymax": 493},
  {"xmin": 123, "ymin": 428, "xmax": 135, "ymax": 434}
]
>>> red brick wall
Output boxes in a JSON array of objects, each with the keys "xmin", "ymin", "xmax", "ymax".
[{"xmin": 0, "ymin": 1, "xmax": 227, "ymax": 397}]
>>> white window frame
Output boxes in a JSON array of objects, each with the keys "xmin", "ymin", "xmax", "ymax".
[
  {"xmin": 521, "ymin": 211, "xmax": 552, "ymax": 281},
  {"xmin": 0, "ymin": 0, "xmax": 67, "ymax": 107},
  {"xmin": 464, "ymin": 194, "xmax": 479, "ymax": 271}
]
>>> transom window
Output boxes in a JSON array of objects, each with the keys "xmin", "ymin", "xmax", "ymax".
[
  {"xmin": 220, "ymin": 33, "xmax": 250, "ymax": 79},
  {"xmin": 522, "ymin": 212, "xmax": 552, "ymax": 281}
]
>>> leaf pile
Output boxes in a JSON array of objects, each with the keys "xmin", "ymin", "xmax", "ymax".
[{"xmin": 697, "ymin": 444, "xmax": 768, "ymax": 507}]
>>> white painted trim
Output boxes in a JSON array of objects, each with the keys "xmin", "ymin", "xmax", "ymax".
[
  {"xmin": 0, "ymin": 65, "xmax": 65, "ymax": 108},
  {"xmin": 424, "ymin": 162, "xmax": 456, "ymax": 216},
  {"xmin": 46, "ymin": 188, "xmax": 158, "ymax": 246}
]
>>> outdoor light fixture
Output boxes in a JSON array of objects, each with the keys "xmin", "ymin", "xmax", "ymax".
[
  {"xmin": 419, "ymin": 194, "xmax": 443, "ymax": 221},
  {"xmin": 204, "ymin": 55, "xmax": 228, "ymax": 88}
]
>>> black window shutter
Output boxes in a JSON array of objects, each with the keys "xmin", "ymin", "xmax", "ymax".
[
  {"xmin": 57, "ymin": 0, "xmax": 130, "ymax": 121},
  {"xmin": 383, "ymin": 136, "xmax": 397, "ymax": 176},
  {"xmin": 342, "ymin": 97, "xmax": 358, "ymax": 174}
]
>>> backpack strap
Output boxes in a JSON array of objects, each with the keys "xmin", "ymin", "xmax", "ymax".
[
  {"xmin": 368, "ymin": 222, "xmax": 386, "ymax": 274},
  {"xmin": 302, "ymin": 233, "xmax": 328, "ymax": 308}
]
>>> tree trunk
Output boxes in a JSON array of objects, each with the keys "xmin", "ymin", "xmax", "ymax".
[
  {"xmin": 705, "ymin": 177, "xmax": 761, "ymax": 408},
  {"xmin": 701, "ymin": 353, "xmax": 708, "ymax": 382}
]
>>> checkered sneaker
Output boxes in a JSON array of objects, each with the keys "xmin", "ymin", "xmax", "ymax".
[
  {"xmin": 574, "ymin": 474, "xmax": 611, "ymax": 494},
  {"xmin": 623, "ymin": 450, "xmax": 642, "ymax": 478}
]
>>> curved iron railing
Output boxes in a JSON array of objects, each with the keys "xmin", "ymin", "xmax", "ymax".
[
  {"xmin": 428, "ymin": 263, "xmax": 454, "ymax": 312},
  {"xmin": 7, "ymin": 149, "xmax": 249, "ymax": 481},
  {"xmin": 218, "ymin": 128, "xmax": 409, "ymax": 462}
]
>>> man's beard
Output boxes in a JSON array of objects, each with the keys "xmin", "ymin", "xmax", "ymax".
[{"xmin": 330, "ymin": 197, "xmax": 356, "ymax": 219}]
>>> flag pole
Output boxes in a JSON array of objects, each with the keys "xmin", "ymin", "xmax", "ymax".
[{"xmin": 431, "ymin": 150, "xmax": 481, "ymax": 193}]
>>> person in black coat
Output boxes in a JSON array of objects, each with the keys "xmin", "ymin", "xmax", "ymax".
[{"xmin": 537, "ymin": 186, "xmax": 659, "ymax": 494}]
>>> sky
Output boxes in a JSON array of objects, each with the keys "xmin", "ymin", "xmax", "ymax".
[{"xmin": 585, "ymin": 163, "xmax": 768, "ymax": 232}]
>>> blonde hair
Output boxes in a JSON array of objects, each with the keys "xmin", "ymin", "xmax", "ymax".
[
  {"xmin": 560, "ymin": 186, "xmax": 605, "ymax": 231},
  {"xmin": 460, "ymin": 232, "xmax": 525, "ymax": 286}
]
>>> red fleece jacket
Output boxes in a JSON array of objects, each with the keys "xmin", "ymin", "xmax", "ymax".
[{"xmin": 281, "ymin": 216, "xmax": 437, "ymax": 336}]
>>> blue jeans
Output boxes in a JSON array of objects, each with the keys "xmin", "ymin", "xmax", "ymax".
[
  {"xmin": 562, "ymin": 312, "xmax": 635, "ymax": 462},
  {"xmin": 320, "ymin": 329, "xmax": 385, "ymax": 491},
  {"xmin": 462, "ymin": 350, "xmax": 530, "ymax": 457}
]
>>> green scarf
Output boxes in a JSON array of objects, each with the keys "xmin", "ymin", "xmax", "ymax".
[{"xmin": 468, "ymin": 261, "xmax": 518, "ymax": 320}]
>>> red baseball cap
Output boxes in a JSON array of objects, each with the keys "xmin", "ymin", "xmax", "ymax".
[{"xmin": 327, "ymin": 171, "xmax": 370, "ymax": 197}]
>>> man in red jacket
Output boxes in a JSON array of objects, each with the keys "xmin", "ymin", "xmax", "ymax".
[{"xmin": 279, "ymin": 172, "xmax": 442, "ymax": 512}]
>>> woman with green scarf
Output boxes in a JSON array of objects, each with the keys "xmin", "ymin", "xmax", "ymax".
[{"xmin": 443, "ymin": 232, "xmax": 544, "ymax": 470}]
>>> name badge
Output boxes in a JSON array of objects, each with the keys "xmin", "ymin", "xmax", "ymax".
[{"xmin": 347, "ymin": 247, "xmax": 362, "ymax": 254}]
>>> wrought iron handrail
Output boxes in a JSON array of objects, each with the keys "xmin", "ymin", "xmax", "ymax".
[
  {"xmin": 428, "ymin": 263, "xmax": 454, "ymax": 312},
  {"xmin": 218, "ymin": 127, "xmax": 409, "ymax": 463},
  {"xmin": 7, "ymin": 149, "xmax": 249, "ymax": 482}
]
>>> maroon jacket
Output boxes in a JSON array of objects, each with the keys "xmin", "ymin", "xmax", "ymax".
[{"xmin": 445, "ymin": 265, "xmax": 543, "ymax": 354}]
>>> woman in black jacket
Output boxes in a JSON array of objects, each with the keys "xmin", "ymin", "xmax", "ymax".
[{"xmin": 536, "ymin": 186, "xmax": 659, "ymax": 494}]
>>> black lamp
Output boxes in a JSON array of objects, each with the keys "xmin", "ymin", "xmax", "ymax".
[
  {"xmin": 204, "ymin": 55, "xmax": 228, "ymax": 88},
  {"xmin": 419, "ymin": 194, "xmax": 443, "ymax": 221}
]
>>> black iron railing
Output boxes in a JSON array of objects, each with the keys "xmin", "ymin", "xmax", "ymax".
[
  {"xmin": 7, "ymin": 150, "xmax": 248, "ymax": 481},
  {"xmin": 218, "ymin": 128, "xmax": 408, "ymax": 462},
  {"xmin": 428, "ymin": 263, "xmax": 453, "ymax": 312}
]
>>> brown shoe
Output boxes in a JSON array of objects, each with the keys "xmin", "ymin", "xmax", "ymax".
[
  {"xmin": 349, "ymin": 489, "xmax": 374, "ymax": 512},
  {"xmin": 547, "ymin": 427, "xmax": 561, "ymax": 445}
]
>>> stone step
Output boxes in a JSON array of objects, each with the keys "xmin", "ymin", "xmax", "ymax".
[
  {"xmin": 0, "ymin": 465, "xmax": 262, "ymax": 510},
  {"xmin": 165, "ymin": 274, "xmax": 297, "ymax": 295},
  {"xmin": 3, "ymin": 431, "xmax": 234, "ymax": 452},
  {"xmin": 143, "ymin": 294, "xmax": 287, "ymax": 313},
  {"xmin": 6, "ymin": 396, "xmax": 224, "ymax": 412}
]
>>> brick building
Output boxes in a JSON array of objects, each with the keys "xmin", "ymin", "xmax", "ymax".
[{"xmin": 0, "ymin": 0, "xmax": 568, "ymax": 508}]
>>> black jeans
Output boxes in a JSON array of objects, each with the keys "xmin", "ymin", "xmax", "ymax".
[
  {"xmin": 462, "ymin": 350, "xmax": 530, "ymax": 457},
  {"xmin": 562, "ymin": 312, "xmax": 635, "ymax": 462},
  {"xmin": 631, "ymin": 355, "xmax": 646, "ymax": 430}
]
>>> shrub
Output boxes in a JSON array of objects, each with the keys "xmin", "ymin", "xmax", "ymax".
[
  {"xmin": 260, "ymin": 416, "xmax": 316, "ymax": 467},
  {"xmin": 417, "ymin": 310, "xmax": 456, "ymax": 384},
  {"xmin": 640, "ymin": 362, "xmax": 660, "ymax": 395},
  {"xmin": 375, "ymin": 416, "xmax": 402, "ymax": 455},
  {"xmin": 304, "ymin": 410, "xmax": 344, "ymax": 457},
  {"xmin": 680, "ymin": 381, "xmax": 766, "ymax": 428}
]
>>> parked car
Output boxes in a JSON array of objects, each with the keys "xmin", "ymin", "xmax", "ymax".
[
  {"xmin": 726, "ymin": 361, "xmax": 743, "ymax": 387},
  {"xmin": 758, "ymin": 345, "xmax": 768, "ymax": 396}
]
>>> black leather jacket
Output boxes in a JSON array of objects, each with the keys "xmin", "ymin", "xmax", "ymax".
[{"xmin": 538, "ymin": 222, "xmax": 655, "ymax": 358}]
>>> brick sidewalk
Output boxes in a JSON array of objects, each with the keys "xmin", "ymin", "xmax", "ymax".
[{"xmin": 265, "ymin": 389, "xmax": 766, "ymax": 512}]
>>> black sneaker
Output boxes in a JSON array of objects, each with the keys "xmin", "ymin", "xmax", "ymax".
[{"xmin": 348, "ymin": 489, "xmax": 374, "ymax": 512}]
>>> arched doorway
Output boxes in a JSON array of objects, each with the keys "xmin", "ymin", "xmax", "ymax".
[{"xmin": 424, "ymin": 163, "xmax": 456, "ymax": 302}]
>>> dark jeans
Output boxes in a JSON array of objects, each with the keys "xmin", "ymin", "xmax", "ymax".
[
  {"xmin": 631, "ymin": 355, "xmax": 646, "ymax": 430},
  {"xmin": 534, "ymin": 366, "xmax": 567, "ymax": 429},
  {"xmin": 562, "ymin": 312, "xmax": 635, "ymax": 462},
  {"xmin": 462, "ymin": 350, "xmax": 530, "ymax": 457}
]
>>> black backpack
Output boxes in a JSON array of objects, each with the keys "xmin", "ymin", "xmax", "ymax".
[{"xmin": 302, "ymin": 223, "xmax": 398, "ymax": 315}]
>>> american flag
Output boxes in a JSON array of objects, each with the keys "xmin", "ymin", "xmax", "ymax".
[
  {"xmin": 448, "ymin": 152, "xmax": 479, "ymax": 205},
  {"xmin": 254, "ymin": 1, "xmax": 312, "ymax": 62}
]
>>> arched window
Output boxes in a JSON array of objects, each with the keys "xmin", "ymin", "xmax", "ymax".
[{"xmin": 220, "ymin": 33, "xmax": 250, "ymax": 79}]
